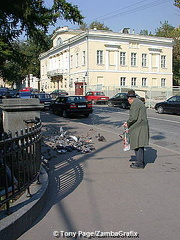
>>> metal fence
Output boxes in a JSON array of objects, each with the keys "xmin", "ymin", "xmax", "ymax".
[
  {"xmin": 86, "ymin": 85, "xmax": 180, "ymax": 108},
  {"xmin": 0, "ymin": 121, "xmax": 42, "ymax": 214}
]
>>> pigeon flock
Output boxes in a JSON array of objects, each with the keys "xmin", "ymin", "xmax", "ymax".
[{"xmin": 41, "ymin": 126, "xmax": 107, "ymax": 163}]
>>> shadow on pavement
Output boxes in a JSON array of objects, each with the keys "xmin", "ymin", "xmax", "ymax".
[
  {"xmin": 129, "ymin": 147, "xmax": 157, "ymax": 166},
  {"xmin": 22, "ymin": 118, "xmax": 119, "ymax": 239},
  {"xmin": 145, "ymin": 147, "xmax": 157, "ymax": 165}
]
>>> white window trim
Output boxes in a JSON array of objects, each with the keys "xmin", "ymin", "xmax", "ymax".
[
  {"xmin": 97, "ymin": 50, "xmax": 103, "ymax": 65},
  {"xmin": 120, "ymin": 52, "xmax": 126, "ymax": 66},
  {"xmin": 131, "ymin": 53, "xmax": 137, "ymax": 67}
]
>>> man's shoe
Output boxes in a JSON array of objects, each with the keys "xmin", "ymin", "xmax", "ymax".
[{"xmin": 130, "ymin": 163, "xmax": 144, "ymax": 169}]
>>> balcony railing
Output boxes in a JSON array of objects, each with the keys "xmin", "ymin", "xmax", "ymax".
[
  {"xmin": 0, "ymin": 121, "xmax": 42, "ymax": 214},
  {"xmin": 47, "ymin": 69, "xmax": 63, "ymax": 77}
]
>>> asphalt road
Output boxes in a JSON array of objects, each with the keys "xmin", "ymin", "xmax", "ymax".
[
  {"xmin": 74, "ymin": 105, "xmax": 180, "ymax": 153},
  {"xmin": 18, "ymin": 106, "xmax": 180, "ymax": 240}
]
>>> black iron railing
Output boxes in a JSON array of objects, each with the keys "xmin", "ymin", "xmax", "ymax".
[{"xmin": 0, "ymin": 121, "xmax": 42, "ymax": 214}]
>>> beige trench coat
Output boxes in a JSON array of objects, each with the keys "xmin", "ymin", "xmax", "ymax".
[{"xmin": 127, "ymin": 98, "xmax": 149, "ymax": 150}]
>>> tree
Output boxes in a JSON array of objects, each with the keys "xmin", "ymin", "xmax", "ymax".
[
  {"xmin": 0, "ymin": 0, "xmax": 84, "ymax": 80},
  {"xmin": 155, "ymin": 21, "xmax": 180, "ymax": 85},
  {"xmin": 174, "ymin": 0, "xmax": 180, "ymax": 8},
  {"xmin": 2, "ymin": 34, "xmax": 52, "ymax": 87},
  {"xmin": 78, "ymin": 21, "xmax": 111, "ymax": 31},
  {"xmin": 89, "ymin": 21, "xmax": 111, "ymax": 31},
  {"xmin": 139, "ymin": 30, "xmax": 153, "ymax": 36},
  {"xmin": 79, "ymin": 23, "xmax": 89, "ymax": 31},
  {"xmin": 155, "ymin": 21, "xmax": 175, "ymax": 37},
  {"xmin": 171, "ymin": 28, "xmax": 180, "ymax": 85}
]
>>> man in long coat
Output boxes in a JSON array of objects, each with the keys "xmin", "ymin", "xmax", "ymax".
[{"xmin": 123, "ymin": 90, "xmax": 149, "ymax": 169}]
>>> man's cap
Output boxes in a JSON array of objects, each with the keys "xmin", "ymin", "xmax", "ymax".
[{"xmin": 127, "ymin": 90, "xmax": 136, "ymax": 98}]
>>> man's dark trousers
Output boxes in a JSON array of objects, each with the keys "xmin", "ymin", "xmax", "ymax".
[{"xmin": 134, "ymin": 147, "xmax": 144, "ymax": 167}]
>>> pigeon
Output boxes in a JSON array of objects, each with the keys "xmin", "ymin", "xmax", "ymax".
[
  {"xmin": 97, "ymin": 133, "xmax": 106, "ymax": 142},
  {"xmin": 69, "ymin": 135, "xmax": 78, "ymax": 142}
]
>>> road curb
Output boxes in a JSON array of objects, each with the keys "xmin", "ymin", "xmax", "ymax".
[{"xmin": 0, "ymin": 166, "xmax": 49, "ymax": 240}]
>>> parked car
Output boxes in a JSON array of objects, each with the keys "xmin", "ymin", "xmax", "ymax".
[
  {"xmin": 108, "ymin": 93, "xmax": 145, "ymax": 109},
  {"xmin": 19, "ymin": 87, "xmax": 33, "ymax": 92},
  {"xmin": 0, "ymin": 88, "xmax": 9, "ymax": 99},
  {"xmin": 16, "ymin": 91, "xmax": 33, "ymax": 99},
  {"xmin": 50, "ymin": 96, "xmax": 93, "ymax": 118},
  {"xmin": 50, "ymin": 89, "xmax": 68, "ymax": 99},
  {"xmin": 7, "ymin": 89, "xmax": 19, "ymax": 98},
  {"xmin": 85, "ymin": 91, "xmax": 109, "ymax": 104},
  {"xmin": 32, "ymin": 93, "xmax": 52, "ymax": 110},
  {"xmin": 19, "ymin": 87, "xmax": 39, "ymax": 93},
  {"xmin": 154, "ymin": 96, "xmax": 180, "ymax": 114}
]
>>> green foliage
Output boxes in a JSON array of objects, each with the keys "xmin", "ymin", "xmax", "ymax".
[
  {"xmin": 89, "ymin": 21, "xmax": 111, "ymax": 31},
  {"xmin": 155, "ymin": 21, "xmax": 175, "ymax": 37},
  {"xmin": 0, "ymin": 0, "xmax": 84, "ymax": 82},
  {"xmin": 2, "ymin": 35, "xmax": 52, "ymax": 86},
  {"xmin": 174, "ymin": 0, "xmax": 180, "ymax": 8},
  {"xmin": 79, "ymin": 21, "xmax": 111, "ymax": 31},
  {"xmin": 79, "ymin": 23, "xmax": 89, "ymax": 31},
  {"xmin": 155, "ymin": 21, "xmax": 180, "ymax": 85},
  {"xmin": 139, "ymin": 30, "xmax": 153, "ymax": 36}
]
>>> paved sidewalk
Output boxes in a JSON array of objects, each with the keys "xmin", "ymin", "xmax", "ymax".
[{"xmin": 18, "ymin": 114, "xmax": 180, "ymax": 240}]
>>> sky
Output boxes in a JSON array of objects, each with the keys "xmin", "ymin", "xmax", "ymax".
[{"xmin": 45, "ymin": 0, "xmax": 179, "ymax": 35}]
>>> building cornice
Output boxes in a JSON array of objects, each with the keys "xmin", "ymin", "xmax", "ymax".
[{"xmin": 39, "ymin": 29, "xmax": 174, "ymax": 59}]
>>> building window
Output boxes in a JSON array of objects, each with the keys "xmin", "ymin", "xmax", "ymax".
[
  {"xmin": 161, "ymin": 55, "xmax": 166, "ymax": 68},
  {"xmin": 70, "ymin": 55, "xmax": 73, "ymax": 69},
  {"xmin": 69, "ymin": 79, "xmax": 73, "ymax": 88},
  {"xmin": 64, "ymin": 78, "xmax": 67, "ymax": 88},
  {"xmin": 161, "ymin": 78, "xmax": 166, "ymax": 87},
  {"xmin": 142, "ymin": 54, "xmax": 147, "ymax": 67},
  {"xmin": 82, "ymin": 51, "xmax": 86, "ymax": 65},
  {"xmin": 76, "ymin": 53, "xmax": 79, "ymax": 68},
  {"xmin": 120, "ymin": 52, "xmax": 126, "ymax": 66},
  {"xmin": 56, "ymin": 37, "xmax": 62, "ymax": 46},
  {"xmin": 131, "ymin": 53, "xmax": 137, "ymax": 66},
  {"xmin": 120, "ymin": 77, "xmax": 126, "ymax": 86},
  {"xmin": 142, "ymin": 78, "xmax": 147, "ymax": 86},
  {"xmin": 97, "ymin": 50, "xmax": 103, "ymax": 64},
  {"xmin": 131, "ymin": 77, "xmax": 137, "ymax": 86}
]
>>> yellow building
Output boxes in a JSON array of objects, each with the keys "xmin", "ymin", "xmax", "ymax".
[{"xmin": 39, "ymin": 26, "xmax": 174, "ymax": 98}]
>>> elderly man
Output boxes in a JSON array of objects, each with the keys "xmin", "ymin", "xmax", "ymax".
[{"xmin": 123, "ymin": 90, "xmax": 149, "ymax": 169}]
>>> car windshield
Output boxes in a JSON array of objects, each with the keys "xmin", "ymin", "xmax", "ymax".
[
  {"xmin": 168, "ymin": 96, "xmax": 179, "ymax": 102},
  {"xmin": 67, "ymin": 96, "xmax": 86, "ymax": 102},
  {"xmin": 114, "ymin": 93, "xmax": 127, "ymax": 99},
  {"xmin": 95, "ymin": 92, "xmax": 104, "ymax": 96}
]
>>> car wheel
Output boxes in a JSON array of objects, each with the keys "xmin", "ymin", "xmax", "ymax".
[
  {"xmin": 84, "ymin": 113, "xmax": 89, "ymax": 118},
  {"xmin": 157, "ymin": 106, "xmax": 164, "ymax": 114},
  {"xmin": 121, "ymin": 103, "xmax": 127, "ymax": 109},
  {"xmin": 108, "ymin": 101, "xmax": 113, "ymax": 107},
  {"xmin": 62, "ymin": 110, "xmax": 68, "ymax": 118}
]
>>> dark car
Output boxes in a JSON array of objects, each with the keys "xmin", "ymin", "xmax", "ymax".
[
  {"xmin": 50, "ymin": 96, "xmax": 93, "ymax": 118},
  {"xmin": 154, "ymin": 96, "xmax": 180, "ymax": 114},
  {"xmin": 50, "ymin": 89, "xmax": 68, "ymax": 99},
  {"xmin": 85, "ymin": 91, "xmax": 109, "ymax": 104},
  {"xmin": 16, "ymin": 91, "xmax": 33, "ymax": 99},
  {"xmin": 0, "ymin": 88, "xmax": 9, "ymax": 99},
  {"xmin": 32, "ymin": 93, "xmax": 52, "ymax": 110},
  {"xmin": 7, "ymin": 89, "xmax": 19, "ymax": 98},
  {"xmin": 108, "ymin": 92, "xmax": 145, "ymax": 109}
]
